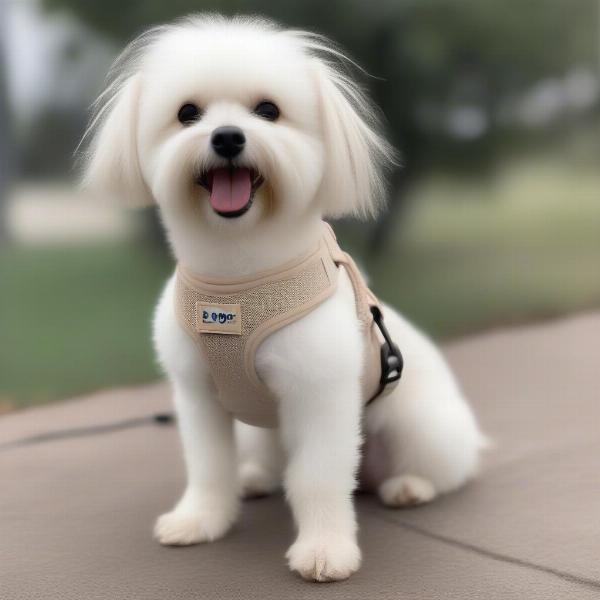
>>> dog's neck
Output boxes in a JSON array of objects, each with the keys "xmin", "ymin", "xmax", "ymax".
[{"xmin": 169, "ymin": 213, "xmax": 326, "ymax": 279}]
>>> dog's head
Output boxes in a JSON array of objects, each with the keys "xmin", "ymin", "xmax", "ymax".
[{"xmin": 82, "ymin": 15, "xmax": 396, "ymax": 237}]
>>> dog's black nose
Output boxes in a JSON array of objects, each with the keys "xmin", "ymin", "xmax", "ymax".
[{"xmin": 211, "ymin": 126, "xmax": 246, "ymax": 159}]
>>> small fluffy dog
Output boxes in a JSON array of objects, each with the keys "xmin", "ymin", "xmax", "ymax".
[{"xmin": 83, "ymin": 15, "xmax": 486, "ymax": 582}]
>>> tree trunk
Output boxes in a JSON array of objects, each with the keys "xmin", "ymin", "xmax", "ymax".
[
  {"xmin": 368, "ymin": 168, "xmax": 415, "ymax": 257},
  {"xmin": 0, "ymin": 0, "xmax": 13, "ymax": 245}
]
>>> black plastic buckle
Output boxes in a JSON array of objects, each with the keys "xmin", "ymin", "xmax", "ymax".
[{"xmin": 369, "ymin": 306, "xmax": 403, "ymax": 403}]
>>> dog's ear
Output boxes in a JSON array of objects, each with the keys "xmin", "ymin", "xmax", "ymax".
[
  {"xmin": 81, "ymin": 74, "xmax": 152, "ymax": 206},
  {"xmin": 313, "ymin": 60, "xmax": 397, "ymax": 219}
]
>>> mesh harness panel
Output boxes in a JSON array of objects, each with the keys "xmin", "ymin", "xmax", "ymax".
[{"xmin": 175, "ymin": 223, "xmax": 382, "ymax": 427}]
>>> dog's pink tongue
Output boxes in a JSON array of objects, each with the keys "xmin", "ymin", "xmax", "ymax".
[{"xmin": 209, "ymin": 168, "xmax": 252, "ymax": 214}]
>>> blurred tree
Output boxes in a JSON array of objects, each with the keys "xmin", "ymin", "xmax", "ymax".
[
  {"xmin": 20, "ymin": 108, "xmax": 88, "ymax": 179},
  {"xmin": 0, "ymin": 0, "xmax": 13, "ymax": 245},
  {"xmin": 43, "ymin": 0, "xmax": 600, "ymax": 252}
]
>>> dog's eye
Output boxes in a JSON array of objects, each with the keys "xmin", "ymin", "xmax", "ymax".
[
  {"xmin": 178, "ymin": 103, "xmax": 201, "ymax": 125},
  {"xmin": 254, "ymin": 101, "xmax": 280, "ymax": 121}
]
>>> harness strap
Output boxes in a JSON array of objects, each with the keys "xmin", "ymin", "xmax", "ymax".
[{"xmin": 322, "ymin": 223, "xmax": 403, "ymax": 402}]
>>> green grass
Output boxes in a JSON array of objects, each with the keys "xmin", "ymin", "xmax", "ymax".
[
  {"xmin": 365, "ymin": 158, "xmax": 600, "ymax": 337},
  {"xmin": 0, "ymin": 243, "xmax": 173, "ymax": 409},
  {"xmin": 2, "ymin": 157, "xmax": 599, "ymax": 409}
]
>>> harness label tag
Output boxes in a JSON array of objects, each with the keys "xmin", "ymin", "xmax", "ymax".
[{"xmin": 196, "ymin": 302, "xmax": 242, "ymax": 335}]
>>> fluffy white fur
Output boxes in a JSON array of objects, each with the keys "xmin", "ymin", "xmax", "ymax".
[{"xmin": 82, "ymin": 14, "xmax": 487, "ymax": 582}]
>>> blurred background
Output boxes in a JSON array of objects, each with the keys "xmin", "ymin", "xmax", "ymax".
[{"xmin": 0, "ymin": 0, "xmax": 598, "ymax": 411}]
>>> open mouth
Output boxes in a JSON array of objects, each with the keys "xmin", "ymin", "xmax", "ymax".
[{"xmin": 197, "ymin": 167, "xmax": 264, "ymax": 218}]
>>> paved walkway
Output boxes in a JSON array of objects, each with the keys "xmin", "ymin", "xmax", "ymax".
[
  {"xmin": 1, "ymin": 313, "xmax": 599, "ymax": 599},
  {"xmin": 7, "ymin": 184, "xmax": 139, "ymax": 244}
]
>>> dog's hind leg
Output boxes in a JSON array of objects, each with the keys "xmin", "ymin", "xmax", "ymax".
[
  {"xmin": 360, "ymin": 425, "xmax": 438, "ymax": 507},
  {"xmin": 236, "ymin": 421, "xmax": 283, "ymax": 498},
  {"xmin": 362, "ymin": 307, "xmax": 488, "ymax": 509}
]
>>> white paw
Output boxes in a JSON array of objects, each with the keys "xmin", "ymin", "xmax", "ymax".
[
  {"xmin": 239, "ymin": 462, "xmax": 280, "ymax": 499},
  {"xmin": 378, "ymin": 474, "xmax": 436, "ymax": 507},
  {"xmin": 153, "ymin": 508, "xmax": 236, "ymax": 546},
  {"xmin": 286, "ymin": 536, "xmax": 361, "ymax": 582}
]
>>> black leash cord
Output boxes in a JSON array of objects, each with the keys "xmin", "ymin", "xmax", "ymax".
[{"xmin": 0, "ymin": 412, "xmax": 175, "ymax": 453}]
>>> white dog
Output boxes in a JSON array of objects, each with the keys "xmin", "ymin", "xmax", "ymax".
[{"xmin": 82, "ymin": 14, "xmax": 486, "ymax": 582}]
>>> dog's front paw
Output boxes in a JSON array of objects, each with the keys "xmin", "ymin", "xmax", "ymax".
[
  {"xmin": 153, "ymin": 508, "xmax": 235, "ymax": 546},
  {"xmin": 286, "ymin": 535, "xmax": 361, "ymax": 582}
]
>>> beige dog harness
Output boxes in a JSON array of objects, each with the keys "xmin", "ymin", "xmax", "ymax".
[{"xmin": 174, "ymin": 222, "xmax": 402, "ymax": 427}]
